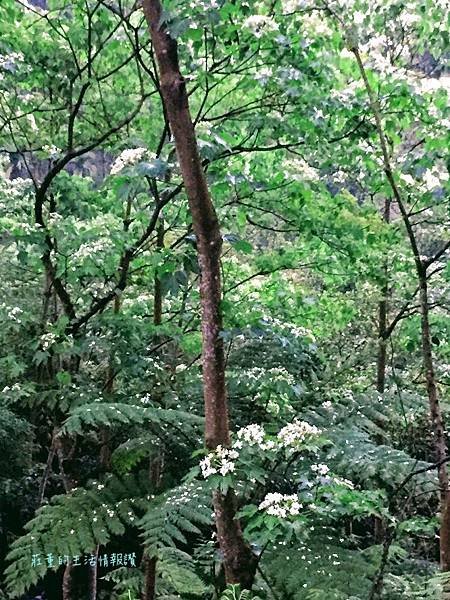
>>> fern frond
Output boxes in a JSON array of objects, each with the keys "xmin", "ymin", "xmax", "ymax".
[
  {"xmin": 61, "ymin": 402, "xmax": 202, "ymax": 436},
  {"xmin": 158, "ymin": 547, "xmax": 207, "ymax": 597},
  {"xmin": 4, "ymin": 473, "xmax": 149, "ymax": 598},
  {"xmin": 139, "ymin": 482, "xmax": 213, "ymax": 557}
]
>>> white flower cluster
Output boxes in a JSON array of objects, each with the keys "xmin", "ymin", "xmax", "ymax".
[
  {"xmin": 0, "ymin": 52, "xmax": 24, "ymax": 70},
  {"xmin": 236, "ymin": 366, "xmax": 295, "ymax": 386},
  {"xmin": 7, "ymin": 306, "xmax": 23, "ymax": 323},
  {"xmin": 278, "ymin": 419, "xmax": 321, "ymax": 448},
  {"xmin": 422, "ymin": 166, "xmax": 449, "ymax": 191},
  {"xmin": 233, "ymin": 424, "xmax": 277, "ymax": 451},
  {"xmin": 283, "ymin": 157, "xmax": 320, "ymax": 182},
  {"xmin": 72, "ymin": 238, "xmax": 110, "ymax": 262},
  {"xmin": 42, "ymin": 145, "xmax": 61, "ymax": 157},
  {"xmin": 261, "ymin": 316, "xmax": 315, "ymax": 341},
  {"xmin": 282, "ymin": 0, "xmax": 309, "ymax": 13},
  {"xmin": 259, "ymin": 492, "xmax": 302, "ymax": 518},
  {"xmin": 332, "ymin": 477, "xmax": 354, "ymax": 489},
  {"xmin": 200, "ymin": 445, "xmax": 239, "ymax": 478},
  {"xmin": 254, "ymin": 66, "xmax": 273, "ymax": 85},
  {"xmin": 110, "ymin": 147, "xmax": 148, "ymax": 175},
  {"xmin": 243, "ymin": 15, "xmax": 279, "ymax": 38},
  {"xmin": 416, "ymin": 74, "xmax": 450, "ymax": 95},
  {"xmin": 235, "ymin": 423, "xmax": 265, "ymax": 446},
  {"xmin": 40, "ymin": 332, "xmax": 57, "ymax": 350},
  {"xmin": 311, "ymin": 463, "xmax": 330, "ymax": 475},
  {"xmin": 200, "ymin": 420, "xmax": 321, "ymax": 478}
]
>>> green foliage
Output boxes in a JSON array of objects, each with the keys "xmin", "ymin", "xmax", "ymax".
[
  {"xmin": 4, "ymin": 473, "xmax": 148, "ymax": 597},
  {"xmin": 139, "ymin": 482, "xmax": 213, "ymax": 557},
  {"xmin": 0, "ymin": 0, "xmax": 449, "ymax": 597},
  {"xmin": 62, "ymin": 402, "xmax": 203, "ymax": 437},
  {"xmin": 220, "ymin": 584, "xmax": 263, "ymax": 600}
]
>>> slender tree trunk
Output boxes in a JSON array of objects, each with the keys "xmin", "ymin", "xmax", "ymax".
[
  {"xmin": 62, "ymin": 563, "xmax": 73, "ymax": 600},
  {"xmin": 38, "ymin": 428, "xmax": 57, "ymax": 505},
  {"xmin": 88, "ymin": 547, "xmax": 99, "ymax": 600},
  {"xmin": 142, "ymin": 222, "xmax": 164, "ymax": 600},
  {"xmin": 142, "ymin": 0, "xmax": 257, "ymax": 587},
  {"xmin": 374, "ymin": 199, "xmax": 390, "ymax": 544},
  {"xmin": 56, "ymin": 441, "xmax": 75, "ymax": 600},
  {"xmin": 88, "ymin": 294, "xmax": 123, "ymax": 600},
  {"xmin": 419, "ymin": 270, "xmax": 450, "ymax": 570},
  {"xmin": 153, "ymin": 220, "xmax": 165, "ymax": 327},
  {"xmin": 376, "ymin": 198, "xmax": 391, "ymax": 396},
  {"xmin": 142, "ymin": 557, "xmax": 157, "ymax": 600},
  {"xmin": 348, "ymin": 43, "xmax": 450, "ymax": 574}
]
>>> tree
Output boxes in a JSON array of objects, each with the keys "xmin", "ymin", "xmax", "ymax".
[{"xmin": 142, "ymin": 0, "xmax": 257, "ymax": 588}]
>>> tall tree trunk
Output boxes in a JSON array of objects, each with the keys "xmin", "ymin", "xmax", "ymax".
[
  {"xmin": 348, "ymin": 43, "xmax": 450, "ymax": 574},
  {"xmin": 142, "ymin": 0, "xmax": 257, "ymax": 588}
]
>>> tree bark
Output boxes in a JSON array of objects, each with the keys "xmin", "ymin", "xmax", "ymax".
[
  {"xmin": 142, "ymin": 0, "xmax": 257, "ymax": 587},
  {"xmin": 142, "ymin": 557, "xmax": 157, "ymax": 600}
]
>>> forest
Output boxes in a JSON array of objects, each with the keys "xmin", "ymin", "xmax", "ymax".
[{"xmin": 0, "ymin": 0, "xmax": 449, "ymax": 598}]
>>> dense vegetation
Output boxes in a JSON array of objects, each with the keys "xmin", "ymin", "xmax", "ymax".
[{"xmin": 0, "ymin": 0, "xmax": 449, "ymax": 599}]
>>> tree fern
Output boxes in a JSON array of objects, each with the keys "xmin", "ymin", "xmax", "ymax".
[
  {"xmin": 260, "ymin": 530, "xmax": 377, "ymax": 600},
  {"xmin": 4, "ymin": 472, "xmax": 149, "ymax": 597},
  {"xmin": 158, "ymin": 547, "xmax": 207, "ymax": 597}
]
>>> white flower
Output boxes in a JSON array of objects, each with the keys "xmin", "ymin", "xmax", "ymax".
[
  {"xmin": 236, "ymin": 424, "xmax": 266, "ymax": 446},
  {"xmin": 282, "ymin": 157, "xmax": 320, "ymax": 182},
  {"xmin": 200, "ymin": 445, "xmax": 239, "ymax": 478},
  {"xmin": 40, "ymin": 332, "xmax": 57, "ymax": 350},
  {"xmin": 277, "ymin": 420, "xmax": 321, "ymax": 448},
  {"xmin": 400, "ymin": 173, "xmax": 415, "ymax": 186},
  {"xmin": 42, "ymin": 145, "xmax": 61, "ymax": 157},
  {"xmin": 261, "ymin": 439, "xmax": 277, "ymax": 451},
  {"xmin": 423, "ymin": 169, "xmax": 440, "ymax": 191},
  {"xmin": 259, "ymin": 493, "xmax": 302, "ymax": 518},
  {"xmin": 333, "ymin": 477, "xmax": 355, "ymax": 489},
  {"xmin": 110, "ymin": 147, "xmax": 149, "ymax": 175},
  {"xmin": 243, "ymin": 15, "xmax": 279, "ymax": 38},
  {"xmin": 400, "ymin": 12, "xmax": 421, "ymax": 27},
  {"xmin": 7, "ymin": 306, "xmax": 23, "ymax": 322},
  {"xmin": 254, "ymin": 67, "xmax": 273, "ymax": 85},
  {"xmin": 311, "ymin": 463, "xmax": 330, "ymax": 475},
  {"xmin": 219, "ymin": 460, "xmax": 235, "ymax": 476}
]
